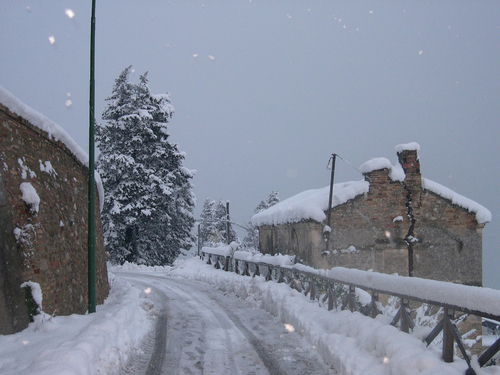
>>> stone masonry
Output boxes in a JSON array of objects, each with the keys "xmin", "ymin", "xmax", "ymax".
[
  {"xmin": 0, "ymin": 102, "xmax": 109, "ymax": 334},
  {"xmin": 257, "ymin": 147, "xmax": 486, "ymax": 286}
]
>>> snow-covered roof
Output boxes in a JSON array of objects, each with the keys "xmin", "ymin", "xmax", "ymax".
[
  {"xmin": 423, "ymin": 178, "xmax": 491, "ymax": 224},
  {"xmin": 251, "ymin": 180, "xmax": 369, "ymax": 227},
  {"xmin": 252, "ymin": 143, "xmax": 491, "ymax": 226},
  {"xmin": 0, "ymin": 84, "xmax": 104, "ymax": 210}
]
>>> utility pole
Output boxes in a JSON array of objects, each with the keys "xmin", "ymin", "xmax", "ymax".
[
  {"xmin": 87, "ymin": 0, "xmax": 97, "ymax": 314},
  {"xmin": 327, "ymin": 154, "xmax": 337, "ymax": 229},
  {"xmin": 325, "ymin": 154, "xmax": 336, "ymax": 251},
  {"xmin": 197, "ymin": 223, "xmax": 201, "ymax": 257},
  {"xmin": 226, "ymin": 201, "xmax": 231, "ymax": 245}
]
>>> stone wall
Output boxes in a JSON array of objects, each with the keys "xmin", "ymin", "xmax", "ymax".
[
  {"xmin": 0, "ymin": 102, "xmax": 109, "ymax": 334},
  {"xmin": 258, "ymin": 149, "xmax": 484, "ymax": 286}
]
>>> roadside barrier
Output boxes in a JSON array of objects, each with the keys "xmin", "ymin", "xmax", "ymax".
[{"xmin": 201, "ymin": 246, "xmax": 500, "ymax": 375}]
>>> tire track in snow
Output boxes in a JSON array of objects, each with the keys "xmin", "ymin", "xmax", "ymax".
[{"xmin": 117, "ymin": 272, "xmax": 336, "ymax": 375}]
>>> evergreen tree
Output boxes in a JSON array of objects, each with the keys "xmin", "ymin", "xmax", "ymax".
[
  {"xmin": 242, "ymin": 191, "xmax": 279, "ymax": 250},
  {"xmin": 199, "ymin": 198, "xmax": 216, "ymax": 245},
  {"xmin": 199, "ymin": 198, "xmax": 238, "ymax": 246},
  {"xmin": 214, "ymin": 200, "xmax": 238, "ymax": 244},
  {"xmin": 96, "ymin": 66, "xmax": 196, "ymax": 265}
]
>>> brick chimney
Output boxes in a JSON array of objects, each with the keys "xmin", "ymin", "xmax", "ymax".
[{"xmin": 396, "ymin": 143, "xmax": 422, "ymax": 191}]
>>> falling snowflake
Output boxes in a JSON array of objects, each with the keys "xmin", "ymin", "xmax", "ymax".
[
  {"xmin": 48, "ymin": 36, "xmax": 56, "ymax": 44},
  {"xmin": 208, "ymin": 55, "xmax": 215, "ymax": 60},
  {"xmin": 65, "ymin": 9, "xmax": 75, "ymax": 19}
]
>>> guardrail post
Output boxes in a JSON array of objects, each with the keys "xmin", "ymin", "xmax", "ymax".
[
  {"xmin": 348, "ymin": 285, "xmax": 356, "ymax": 312},
  {"xmin": 266, "ymin": 265, "xmax": 273, "ymax": 281},
  {"xmin": 277, "ymin": 266, "xmax": 284, "ymax": 283},
  {"xmin": 327, "ymin": 282, "xmax": 335, "ymax": 311},
  {"xmin": 401, "ymin": 299, "xmax": 411, "ymax": 333},
  {"xmin": 289, "ymin": 272, "xmax": 301, "ymax": 292},
  {"xmin": 243, "ymin": 261, "xmax": 250, "ymax": 276},
  {"xmin": 224, "ymin": 256, "xmax": 230, "ymax": 271},
  {"xmin": 254, "ymin": 263, "xmax": 260, "ymax": 277},
  {"xmin": 371, "ymin": 291, "xmax": 379, "ymax": 318},
  {"xmin": 442, "ymin": 308, "xmax": 454, "ymax": 363},
  {"xmin": 309, "ymin": 277, "xmax": 317, "ymax": 301}
]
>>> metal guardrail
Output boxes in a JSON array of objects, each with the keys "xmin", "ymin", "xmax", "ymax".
[{"xmin": 201, "ymin": 251, "xmax": 500, "ymax": 375}]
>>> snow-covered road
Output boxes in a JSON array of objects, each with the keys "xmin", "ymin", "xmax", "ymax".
[
  {"xmin": 1, "ymin": 258, "xmax": 496, "ymax": 375},
  {"xmin": 117, "ymin": 272, "xmax": 336, "ymax": 375}
]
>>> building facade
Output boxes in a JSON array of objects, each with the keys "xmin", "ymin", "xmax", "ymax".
[{"xmin": 253, "ymin": 143, "xmax": 490, "ymax": 286}]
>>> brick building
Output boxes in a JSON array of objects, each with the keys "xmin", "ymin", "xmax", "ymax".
[
  {"xmin": 0, "ymin": 86, "xmax": 109, "ymax": 334},
  {"xmin": 251, "ymin": 143, "xmax": 490, "ymax": 286}
]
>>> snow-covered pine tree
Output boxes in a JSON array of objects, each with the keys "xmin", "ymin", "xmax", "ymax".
[
  {"xmin": 266, "ymin": 191, "xmax": 280, "ymax": 208},
  {"xmin": 242, "ymin": 191, "xmax": 279, "ymax": 250},
  {"xmin": 199, "ymin": 197, "xmax": 216, "ymax": 246},
  {"xmin": 199, "ymin": 198, "xmax": 238, "ymax": 246},
  {"xmin": 96, "ymin": 66, "xmax": 196, "ymax": 265},
  {"xmin": 214, "ymin": 200, "xmax": 238, "ymax": 244}
]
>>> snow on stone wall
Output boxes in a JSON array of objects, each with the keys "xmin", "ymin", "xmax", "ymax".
[
  {"xmin": 0, "ymin": 85, "xmax": 104, "ymax": 210},
  {"xmin": 0, "ymin": 91, "xmax": 109, "ymax": 323}
]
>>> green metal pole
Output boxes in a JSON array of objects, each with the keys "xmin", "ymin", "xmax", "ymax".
[{"xmin": 88, "ymin": 0, "xmax": 97, "ymax": 313}]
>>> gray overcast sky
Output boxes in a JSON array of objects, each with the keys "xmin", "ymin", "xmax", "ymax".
[{"xmin": 1, "ymin": 1, "xmax": 499, "ymax": 287}]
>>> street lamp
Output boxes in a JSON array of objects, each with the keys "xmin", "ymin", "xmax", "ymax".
[{"xmin": 88, "ymin": 0, "xmax": 97, "ymax": 314}]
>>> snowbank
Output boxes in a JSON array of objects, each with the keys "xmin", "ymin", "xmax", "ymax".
[
  {"xmin": 0, "ymin": 273, "xmax": 154, "ymax": 375},
  {"xmin": 0, "ymin": 84, "xmax": 104, "ymax": 211},
  {"xmin": 170, "ymin": 258, "xmax": 480, "ymax": 375},
  {"xmin": 5, "ymin": 259, "xmax": 497, "ymax": 374}
]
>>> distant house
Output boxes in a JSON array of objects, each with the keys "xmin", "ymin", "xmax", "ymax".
[{"xmin": 251, "ymin": 143, "xmax": 490, "ymax": 286}]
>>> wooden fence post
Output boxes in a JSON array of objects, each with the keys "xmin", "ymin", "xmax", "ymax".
[
  {"xmin": 442, "ymin": 308, "xmax": 454, "ymax": 363},
  {"xmin": 254, "ymin": 264, "xmax": 260, "ymax": 277},
  {"xmin": 371, "ymin": 291, "xmax": 379, "ymax": 318},
  {"xmin": 328, "ymin": 282, "xmax": 335, "ymax": 311},
  {"xmin": 348, "ymin": 285, "xmax": 356, "ymax": 312}
]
